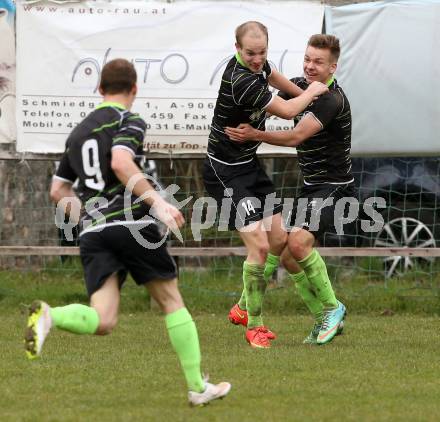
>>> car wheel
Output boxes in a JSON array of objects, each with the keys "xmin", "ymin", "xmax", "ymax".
[{"xmin": 373, "ymin": 217, "xmax": 436, "ymax": 278}]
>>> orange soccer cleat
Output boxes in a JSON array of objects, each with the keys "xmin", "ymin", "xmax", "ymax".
[
  {"xmin": 245, "ymin": 326, "xmax": 272, "ymax": 349},
  {"xmin": 228, "ymin": 304, "xmax": 248, "ymax": 327}
]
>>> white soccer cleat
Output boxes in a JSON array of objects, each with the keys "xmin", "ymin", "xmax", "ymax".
[
  {"xmin": 24, "ymin": 300, "xmax": 52, "ymax": 359},
  {"xmin": 188, "ymin": 377, "xmax": 231, "ymax": 407}
]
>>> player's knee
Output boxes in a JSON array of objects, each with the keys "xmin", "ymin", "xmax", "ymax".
[
  {"xmin": 288, "ymin": 235, "xmax": 309, "ymax": 260},
  {"xmin": 253, "ymin": 241, "xmax": 269, "ymax": 263}
]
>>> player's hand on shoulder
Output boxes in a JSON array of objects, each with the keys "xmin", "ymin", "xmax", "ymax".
[
  {"xmin": 225, "ymin": 124, "xmax": 258, "ymax": 143},
  {"xmin": 151, "ymin": 199, "xmax": 185, "ymax": 230},
  {"xmin": 306, "ymin": 81, "xmax": 328, "ymax": 97}
]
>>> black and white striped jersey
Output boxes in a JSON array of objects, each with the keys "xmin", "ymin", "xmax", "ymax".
[
  {"xmin": 207, "ymin": 54, "xmax": 274, "ymax": 165},
  {"xmin": 279, "ymin": 77, "xmax": 353, "ymax": 185},
  {"xmin": 54, "ymin": 102, "xmax": 151, "ymax": 235}
]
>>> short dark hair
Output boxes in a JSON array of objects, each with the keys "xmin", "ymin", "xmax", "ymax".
[
  {"xmin": 235, "ymin": 21, "xmax": 268, "ymax": 47},
  {"xmin": 99, "ymin": 59, "xmax": 137, "ymax": 95},
  {"xmin": 308, "ymin": 34, "xmax": 340, "ymax": 61}
]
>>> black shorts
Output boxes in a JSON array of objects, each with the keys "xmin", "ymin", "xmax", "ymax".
[
  {"xmin": 79, "ymin": 224, "xmax": 177, "ymax": 297},
  {"xmin": 203, "ymin": 156, "xmax": 283, "ymax": 230},
  {"xmin": 286, "ymin": 183, "xmax": 359, "ymax": 240}
]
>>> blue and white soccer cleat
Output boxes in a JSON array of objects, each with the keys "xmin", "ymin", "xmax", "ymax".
[
  {"xmin": 317, "ymin": 301, "xmax": 346, "ymax": 345},
  {"xmin": 303, "ymin": 319, "xmax": 344, "ymax": 345}
]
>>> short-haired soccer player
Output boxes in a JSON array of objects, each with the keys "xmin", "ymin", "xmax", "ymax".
[{"xmin": 25, "ymin": 59, "xmax": 231, "ymax": 405}]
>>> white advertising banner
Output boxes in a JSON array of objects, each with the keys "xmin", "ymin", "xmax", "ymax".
[
  {"xmin": 0, "ymin": 0, "xmax": 16, "ymax": 143},
  {"xmin": 325, "ymin": 0, "xmax": 440, "ymax": 156},
  {"xmin": 17, "ymin": 0, "xmax": 324, "ymax": 154}
]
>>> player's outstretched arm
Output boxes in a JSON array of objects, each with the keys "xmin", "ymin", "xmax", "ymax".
[
  {"xmin": 111, "ymin": 149, "xmax": 185, "ymax": 230},
  {"xmin": 268, "ymin": 69, "xmax": 303, "ymax": 97},
  {"xmin": 265, "ymin": 81, "xmax": 328, "ymax": 120},
  {"xmin": 225, "ymin": 113, "xmax": 322, "ymax": 148}
]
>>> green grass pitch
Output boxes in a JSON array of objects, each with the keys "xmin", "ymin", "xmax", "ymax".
[{"xmin": 1, "ymin": 268, "xmax": 440, "ymax": 421}]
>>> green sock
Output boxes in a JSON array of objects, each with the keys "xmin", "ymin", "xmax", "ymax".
[
  {"xmin": 50, "ymin": 304, "xmax": 99, "ymax": 334},
  {"xmin": 236, "ymin": 252, "xmax": 279, "ymax": 310},
  {"xmin": 165, "ymin": 308, "xmax": 204, "ymax": 393},
  {"xmin": 298, "ymin": 249, "xmax": 337, "ymax": 309},
  {"xmin": 243, "ymin": 261, "xmax": 266, "ymax": 329},
  {"xmin": 289, "ymin": 271, "xmax": 323, "ymax": 322},
  {"xmin": 237, "ymin": 289, "xmax": 247, "ymax": 310},
  {"xmin": 264, "ymin": 253, "xmax": 280, "ymax": 283}
]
